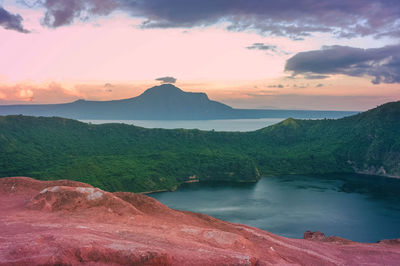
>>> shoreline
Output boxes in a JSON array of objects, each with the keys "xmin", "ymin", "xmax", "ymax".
[
  {"xmin": 184, "ymin": 179, "xmax": 200, "ymax": 183},
  {"xmin": 136, "ymin": 171, "xmax": 400, "ymax": 195},
  {"xmin": 139, "ymin": 185, "xmax": 178, "ymax": 195},
  {"xmin": 139, "ymin": 189, "xmax": 170, "ymax": 195},
  {"xmin": 140, "ymin": 180, "xmax": 200, "ymax": 194}
]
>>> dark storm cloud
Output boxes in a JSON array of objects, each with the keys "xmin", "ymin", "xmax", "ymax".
[
  {"xmin": 155, "ymin": 76, "xmax": 177, "ymax": 84},
  {"xmin": 36, "ymin": 0, "xmax": 400, "ymax": 39},
  {"xmin": 285, "ymin": 44, "xmax": 400, "ymax": 84},
  {"xmin": 0, "ymin": 6, "xmax": 29, "ymax": 33}
]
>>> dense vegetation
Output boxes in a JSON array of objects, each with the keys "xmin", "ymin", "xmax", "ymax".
[{"xmin": 0, "ymin": 101, "xmax": 399, "ymax": 192}]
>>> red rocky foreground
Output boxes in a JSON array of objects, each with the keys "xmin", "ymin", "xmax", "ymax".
[{"xmin": 1, "ymin": 177, "xmax": 400, "ymax": 265}]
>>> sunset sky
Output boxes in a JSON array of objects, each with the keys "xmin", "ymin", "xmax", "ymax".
[{"xmin": 0, "ymin": 0, "xmax": 399, "ymax": 110}]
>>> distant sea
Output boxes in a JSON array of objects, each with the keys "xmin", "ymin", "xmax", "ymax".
[{"xmin": 80, "ymin": 118, "xmax": 287, "ymax": 131}]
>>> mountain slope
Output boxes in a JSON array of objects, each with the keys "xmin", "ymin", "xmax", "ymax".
[
  {"xmin": 0, "ymin": 101, "xmax": 399, "ymax": 192},
  {"xmin": 118, "ymin": 84, "xmax": 234, "ymax": 119},
  {"xmin": 250, "ymin": 101, "xmax": 400, "ymax": 177},
  {"xmin": 0, "ymin": 84, "xmax": 355, "ymax": 120}
]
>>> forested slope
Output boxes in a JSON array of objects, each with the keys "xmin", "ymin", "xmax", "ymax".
[{"xmin": 1, "ymin": 101, "xmax": 398, "ymax": 192}]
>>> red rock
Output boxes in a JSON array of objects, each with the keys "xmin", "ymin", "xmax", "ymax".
[
  {"xmin": 1, "ymin": 176, "xmax": 400, "ymax": 265},
  {"xmin": 378, "ymin": 239, "xmax": 400, "ymax": 245},
  {"xmin": 0, "ymin": 176, "xmax": 92, "ymax": 195},
  {"xmin": 28, "ymin": 186, "xmax": 142, "ymax": 216},
  {"xmin": 304, "ymin": 230, "xmax": 327, "ymax": 241},
  {"xmin": 304, "ymin": 230, "xmax": 354, "ymax": 244}
]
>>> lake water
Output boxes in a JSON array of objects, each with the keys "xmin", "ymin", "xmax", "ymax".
[
  {"xmin": 80, "ymin": 118, "xmax": 285, "ymax": 131},
  {"xmin": 150, "ymin": 174, "xmax": 400, "ymax": 243}
]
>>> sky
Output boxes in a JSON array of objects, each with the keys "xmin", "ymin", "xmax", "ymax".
[{"xmin": 0, "ymin": 0, "xmax": 399, "ymax": 111}]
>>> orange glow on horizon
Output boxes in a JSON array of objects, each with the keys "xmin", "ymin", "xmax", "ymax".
[{"xmin": 0, "ymin": 77, "xmax": 398, "ymax": 111}]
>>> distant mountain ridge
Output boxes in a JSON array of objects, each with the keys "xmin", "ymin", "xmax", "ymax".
[{"xmin": 0, "ymin": 84, "xmax": 355, "ymax": 120}]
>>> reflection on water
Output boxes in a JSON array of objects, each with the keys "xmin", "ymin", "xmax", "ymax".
[{"xmin": 150, "ymin": 174, "xmax": 400, "ymax": 242}]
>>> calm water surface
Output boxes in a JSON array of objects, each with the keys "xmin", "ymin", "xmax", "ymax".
[
  {"xmin": 80, "ymin": 118, "xmax": 285, "ymax": 131},
  {"xmin": 150, "ymin": 175, "xmax": 400, "ymax": 242}
]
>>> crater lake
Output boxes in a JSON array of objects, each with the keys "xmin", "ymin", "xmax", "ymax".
[{"xmin": 150, "ymin": 174, "xmax": 400, "ymax": 243}]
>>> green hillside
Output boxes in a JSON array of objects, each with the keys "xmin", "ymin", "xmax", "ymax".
[{"xmin": 0, "ymin": 101, "xmax": 399, "ymax": 192}]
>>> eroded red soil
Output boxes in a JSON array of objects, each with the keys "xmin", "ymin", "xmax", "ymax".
[{"xmin": 1, "ymin": 177, "xmax": 399, "ymax": 265}]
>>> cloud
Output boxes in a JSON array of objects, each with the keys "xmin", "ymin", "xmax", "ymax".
[
  {"xmin": 292, "ymin": 84, "xmax": 308, "ymax": 88},
  {"xmin": 0, "ymin": 83, "xmax": 84, "ymax": 103},
  {"xmin": 104, "ymin": 83, "xmax": 113, "ymax": 92},
  {"xmin": 155, "ymin": 76, "xmax": 177, "ymax": 84},
  {"xmin": 246, "ymin": 43, "xmax": 277, "ymax": 52},
  {"xmin": 246, "ymin": 90, "xmax": 277, "ymax": 97},
  {"xmin": 41, "ymin": 0, "xmax": 119, "ymax": 27},
  {"xmin": 17, "ymin": 0, "xmax": 43, "ymax": 8},
  {"xmin": 18, "ymin": 88, "xmax": 34, "ymax": 101},
  {"xmin": 35, "ymin": 0, "xmax": 400, "ymax": 39},
  {"xmin": 0, "ymin": 91, "xmax": 6, "ymax": 100},
  {"xmin": 268, "ymin": 84, "xmax": 284, "ymax": 88},
  {"xmin": 129, "ymin": 1, "xmax": 400, "ymax": 39},
  {"xmin": 224, "ymin": 93, "xmax": 394, "ymax": 111},
  {"xmin": 304, "ymin": 74, "xmax": 330, "ymax": 80},
  {"xmin": 285, "ymin": 44, "xmax": 400, "ymax": 84},
  {"xmin": 247, "ymin": 43, "xmax": 291, "ymax": 56},
  {"xmin": 316, "ymin": 83, "xmax": 324, "ymax": 87},
  {"xmin": 0, "ymin": 6, "xmax": 29, "ymax": 33},
  {"xmin": 0, "ymin": 85, "xmax": 35, "ymax": 102}
]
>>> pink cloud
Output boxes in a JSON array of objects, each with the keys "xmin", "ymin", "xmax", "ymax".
[
  {"xmin": 0, "ymin": 90, "xmax": 6, "ymax": 100},
  {"xmin": 0, "ymin": 82, "xmax": 84, "ymax": 104},
  {"xmin": 18, "ymin": 88, "xmax": 34, "ymax": 101}
]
